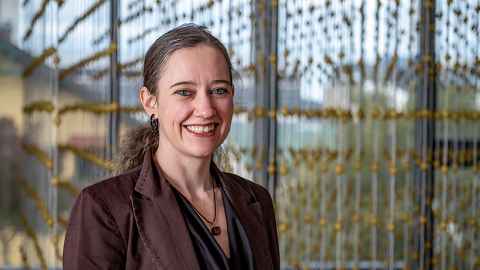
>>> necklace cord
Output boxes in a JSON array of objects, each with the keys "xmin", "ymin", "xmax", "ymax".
[{"xmin": 174, "ymin": 176, "xmax": 217, "ymax": 225}]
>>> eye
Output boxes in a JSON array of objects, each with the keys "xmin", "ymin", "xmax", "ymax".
[
  {"xmin": 174, "ymin": 89, "xmax": 192, "ymax": 96},
  {"xmin": 209, "ymin": 88, "xmax": 229, "ymax": 95}
]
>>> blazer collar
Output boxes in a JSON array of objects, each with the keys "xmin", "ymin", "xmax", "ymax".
[
  {"xmin": 213, "ymin": 164, "xmax": 275, "ymax": 270},
  {"xmin": 132, "ymin": 151, "xmax": 274, "ymax": 270}
]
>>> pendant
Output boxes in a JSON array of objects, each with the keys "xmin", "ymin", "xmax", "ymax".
[{"xmin": 211, "ymin": 226, "xmax": 221, "ymax": 235}]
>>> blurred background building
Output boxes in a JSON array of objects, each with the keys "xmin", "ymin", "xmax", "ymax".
[{"xmin": 0, "ymin": 0, "xmax": 479, "ymax": 269}]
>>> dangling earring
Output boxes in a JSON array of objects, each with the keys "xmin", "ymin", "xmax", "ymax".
[{"xmin": 150, "ymin": 114, "xmax": 158, "ymax": 134}]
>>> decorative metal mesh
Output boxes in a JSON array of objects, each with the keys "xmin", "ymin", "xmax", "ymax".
[{"xmin": 2, "ymin": 0, "xmax": 478, "ymax": 269}]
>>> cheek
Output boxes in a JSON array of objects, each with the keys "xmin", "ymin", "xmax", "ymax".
[
  {"xmin": 158, "ymin": 102, "xmax": 192, "ymax": 129},
  {"xmin": 173, "ymin": 106, "xmax": 193, "ymax": 126},
  {"xmin": 217, "ymin": 99, "xmax": 234, "ymax": 121}
]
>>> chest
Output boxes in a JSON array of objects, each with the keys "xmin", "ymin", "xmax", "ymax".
[
  {"xmin": 127, "ymin": 188, "xmax": 275, "ymax": 270},
  {"xmin": 183, "ymin": 189, "xmax": 232, "ymax": 258}
]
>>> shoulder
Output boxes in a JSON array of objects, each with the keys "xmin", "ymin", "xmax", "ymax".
[
  {"xmin": 64, "ymin": 170, "xmax": 142, "ymax": 265},
  {"xmin": 222, "ymin": 172, "xmax": 274, "ymax": 206},
  {"xmin": 79, "ymin": 166, "xmax": 142, "ymax": 212},
  {"xmin": 67, "ymin": 167, "xmax": 142, "ymax": 244}
]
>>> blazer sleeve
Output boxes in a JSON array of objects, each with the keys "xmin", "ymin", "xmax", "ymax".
[{"xmin": 63, "ymin": 188, "xmax": 125, "ymax": 270}]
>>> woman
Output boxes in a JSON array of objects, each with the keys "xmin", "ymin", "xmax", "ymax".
[{"xmin": 63, "ymin": 24, "xmax": 280, "ymax": 270}]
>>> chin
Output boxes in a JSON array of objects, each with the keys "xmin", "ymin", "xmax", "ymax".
[
  {"xmin": 183, "ymin": 146, "xmax": 217, "ymax": 159},
  {"xmin": 180, "ymin": 136, "xmax": 226, "ymax": 159}
]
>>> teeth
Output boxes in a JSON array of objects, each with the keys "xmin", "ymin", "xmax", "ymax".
[{"xmin": 186, "ymin": 124, "xmax": 216, "ymax": 133}]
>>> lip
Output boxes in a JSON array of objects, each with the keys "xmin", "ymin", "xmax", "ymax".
[
  {"xmin": 183, "ymin": 122, "xmax": 219, "ymax": 126},
  {"xmin": 183, "ymin": 123, "xmax": 219, "ymax": 137}
]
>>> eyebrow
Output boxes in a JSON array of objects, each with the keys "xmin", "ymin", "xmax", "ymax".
[
  {"xmin": 169, "ymin": 81, "xmax": 195, "ymax": 89},
  {"xmin": 169, "ymin": 79, "xmax": 232, "ymax": 89},
  {"xmin": 211, "ymin": 79, "xmax": 232, "ymax": 86}
]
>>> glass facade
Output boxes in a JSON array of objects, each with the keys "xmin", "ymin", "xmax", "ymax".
[{"xmin": 0, "ymin": 0, "xmax": 478, "ymax": 269}]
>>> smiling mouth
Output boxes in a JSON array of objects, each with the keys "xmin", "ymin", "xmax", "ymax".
[{"xmin": 184, "ymin": 123, "xmax": 219, "ymax": 135}]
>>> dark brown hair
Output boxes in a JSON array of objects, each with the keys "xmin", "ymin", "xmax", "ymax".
[{"xmin": 116, "ymin": 24, "xmax": 233, "ymax": 173}]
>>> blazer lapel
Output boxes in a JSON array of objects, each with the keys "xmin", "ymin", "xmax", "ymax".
[
  {"xmin": 213, "ymin": 166, "xmax": 274, "ymax": 270},
  {"xmin": 130, "ymin": 151, "xmax": 200, "ymax": 270}
]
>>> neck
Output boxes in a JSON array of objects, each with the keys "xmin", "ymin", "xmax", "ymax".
[{"xmin": 154, "ymin": 146, "xmax": 213, "ymax": 198}]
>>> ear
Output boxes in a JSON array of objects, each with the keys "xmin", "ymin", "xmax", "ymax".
[{"xmin": 139, "ymin": 86, "xmax": 157, "ymax": 116}]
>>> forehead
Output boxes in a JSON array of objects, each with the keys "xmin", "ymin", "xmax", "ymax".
[{"xmin": 159, "ymin": 44, "xmax": 230, "ymax": 85}]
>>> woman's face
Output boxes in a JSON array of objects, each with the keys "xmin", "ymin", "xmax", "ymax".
[{"xmin": 148, "ymin": 44, "xmax": 234, "ymax": 159}]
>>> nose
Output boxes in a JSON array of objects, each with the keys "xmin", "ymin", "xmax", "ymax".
[{"xmin": 194, "ymin": 93, "xmax": 216, "ymax": 118}]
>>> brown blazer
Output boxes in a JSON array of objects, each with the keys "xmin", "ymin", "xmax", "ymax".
[{"xmin": 63, "ymin": 151, "xmax": 280, "ymax": 270}]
